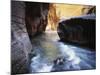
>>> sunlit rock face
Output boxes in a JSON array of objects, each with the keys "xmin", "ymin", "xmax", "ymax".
[
  {"xmin": 55, "ymin": 4, "xmax": 95, "ymax": 19},
  {"xmin": 57, "ymin": 14, "xmax": 96, "ymax": 50},
  {"xmin": 46, "ymin": 4, "xmax": 94, "ymax": 31},
  {"xmin": 48, "ymin": 4, "xmax": 96, "ymax": 50},
  {"xmin": 25, "ymin": 2, "xmax": 49, "ymax": 38},
  {"xmin": 11, "ymin": 1, "xmax": 32, "ymax": 74}
]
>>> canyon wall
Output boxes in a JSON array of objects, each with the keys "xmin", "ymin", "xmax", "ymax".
[
  {"xmin": 11, "ymin": 1, "xmax": 50, "ymax": 74},
  {"xmin": 25, "ymin": 2, "xmax": 49, "ymax": 38},
  {"xmin": 11, "ymin": 1, "xmax": 32, "ymax": 74}
]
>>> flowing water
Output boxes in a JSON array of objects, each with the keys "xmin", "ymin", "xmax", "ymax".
[{"xmin": 30, "ymin": 31, "xmax": 96, "ymax": 73}]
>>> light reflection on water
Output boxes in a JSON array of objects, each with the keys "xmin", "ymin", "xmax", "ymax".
[{"xmin": 30, "ymin": 31, "xmax": 95, "ymax": 73}]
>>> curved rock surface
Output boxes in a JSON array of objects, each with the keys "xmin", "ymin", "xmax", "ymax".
[
  {"xmin": 11, "ymin": 1, "xmax": 32, "ymax": 74},
  {"xmin": 11, "ymin": 1, "xmax": 50, "ymax": 74},
  {"xmin": 57, "ymin": 14, "xmax": 96, "ymax": 50}
]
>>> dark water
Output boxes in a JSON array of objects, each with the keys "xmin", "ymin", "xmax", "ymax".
[{"xmin": 30, "ymin": 31, "xmax": 96, "ymax": 73}]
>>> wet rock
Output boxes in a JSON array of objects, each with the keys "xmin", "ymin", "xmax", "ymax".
[
  {"xmin": 11, "ymin": 1, "xmax": 32, "ymax": 74},
  {"xmin": 51, "ymin": 57, "xmax": 66, "ymax": 72},
  {"xmin": 57, "ymin": 14, "xmax": 96, "ymax": 50},
  {"xmin": 54, "ymin": 57, "xmax": 66, "ymax": 65}
]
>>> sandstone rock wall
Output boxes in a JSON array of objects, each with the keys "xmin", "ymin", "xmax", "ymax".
[
  {"xmin": 11, "ymin": 1, "xmax": 32, "ymax": 74},
  {"xmin": 25, "ymin": 2, "xmax": 49, "ymax": 38}
]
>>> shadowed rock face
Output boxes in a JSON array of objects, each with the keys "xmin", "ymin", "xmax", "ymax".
[
  {"xmin": 11, "ymin": 1, "xmax": 32, "ymax": 74},
  {"xmin": 57, "ymin": 14, "xmax": 96, "ymax": 50},
  {"xmin": 11, "ymin": 1, "xmax": 49, "ymax": 74},
  {"xmin": 25, "ymin": 2, "xmax": 49, "ymax": 38}
]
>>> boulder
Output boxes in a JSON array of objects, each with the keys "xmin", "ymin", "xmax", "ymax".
[
  {"xmin": 57, "ymin": 14, "xmax": 96, "ymax": 50},
  {"xmin": 52, "ymin": 57, "xmax": 66, "ymax": 72}
]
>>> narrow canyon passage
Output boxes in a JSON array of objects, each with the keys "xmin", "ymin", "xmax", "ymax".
[
  {"xmin": 27, "ymin": 3, "xmax": 96, "ymax": 73},
  {"xmin": 30, "ymin": 31, "xmax": 95, "ymax": 73},
  {"xmin": 11, "ymin": 1, "xmax": 96, "ymax": 74}
]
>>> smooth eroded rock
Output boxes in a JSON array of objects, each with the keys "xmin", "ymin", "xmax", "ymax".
[
  {"xmin": 11, "ymin": 1, "xmax": 32, "ymax": 74},
  {"xmin": 57, "ymin": 14, "xmax": 96, "ymax": 50}
]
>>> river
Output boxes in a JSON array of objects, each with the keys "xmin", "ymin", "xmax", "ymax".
[{"xmin": 30, "ymin": 31, "xmax": 96, "ymax": 73}]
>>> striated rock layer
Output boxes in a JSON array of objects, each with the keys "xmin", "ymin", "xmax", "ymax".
[
  {"xmin": 11, "ymin": 1, "xmax": 32, "ymax": 74},
  {"xmin": 11, "ymin": 1, "xmax": 50, "ymax": 74}
]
